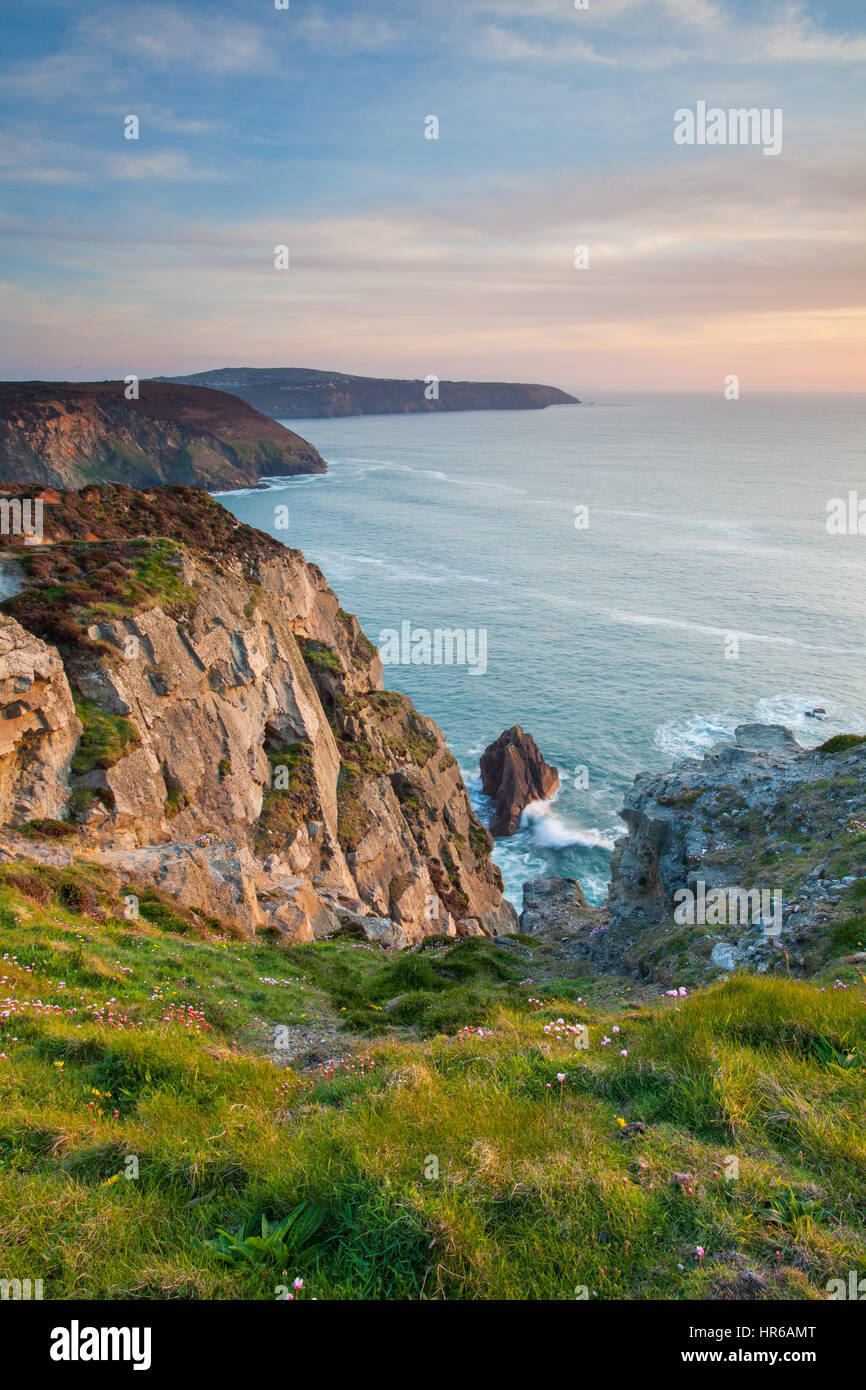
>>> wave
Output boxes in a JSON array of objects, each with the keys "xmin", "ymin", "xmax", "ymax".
[
  {"xmin": 323, "ymin": 455, "xmax": 528, "ymax": 496},
  {"xmin": 753, "ymin": 693, "xmax": 866, "ymax": 740},
  {"xmin": 518, "ymin": 799, "xmax": 620, "ymax": 851},
  {"xmin": 655, "ymin": 694, "xmax": 866, "ymax": 761},
  {"xmin": 524, "ymin": 587, "xmax": 866, "ymax": 657},
  {"xmin": 607, "ymin": 607, "xmax": 865, "ymax": 656},
  {"xmin": 211, "ymin": 473, "xmax": 333, "ymax": 497},
  {"xmin": 603, "ymin": 510, "xmax": 762, "ymax": 542},
  {"xmin": 314, "ymin": 549, "xmax": 492, "ymax": 588},
  {"xmin": 655, "ymin": 714, "xmax": 739, "ymax": 760}
]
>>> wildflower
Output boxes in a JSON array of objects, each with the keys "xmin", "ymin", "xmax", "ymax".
[
  {"xmin": 293, "ymin": 1277, "xmax": 303, "ymax": 1291},
  {"xmin": 696, "ymin": 1246, "xmax": 705, "ymax": 1262},
  {"xmin": 612, "ymin": 1025, "xmax": 620, "ymax": 1034},
  {"xmin": 556, "ymin": 1073, "xmax": 565, "ymax": 1083},
  {"xmin": 602, "ymin": 1036, "xmax": 611, "ymax": 1046},
  {"xmin": 620, "ymin": 1049, "xmax": 628, "ymax": 1058}
]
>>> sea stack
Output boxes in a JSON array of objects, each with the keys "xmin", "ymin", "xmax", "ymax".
[{"xmin": 479, "ymin": 725, "xmax": 559, "ymax": 837}]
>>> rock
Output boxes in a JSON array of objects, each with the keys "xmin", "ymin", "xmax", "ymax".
[
  {"xmin": 618, "ymin": 1121, "xmax": 648, "ymax": 1138},
  {"xmin": 0, "ymin": 615, "xmax": 80, "ymax": 823},
  {"xmin": 479, "ymin": 901, "xmax": 519, "ymax": 936},
  {"xmin": 734, "ymin": 723, "xmax": 801, "ymax": 752},
  {"xmin": 361, "ymin": 917, "xmax": 411, "ymax": 950},
  {"xmin": 456, "ymin": 918, "xmax": 487, "ymax": 937},
  {"xmin": 520, "ymin": 876, "xmax": 586, "ymax": 933},
  {"xmin": 601, "ymin": 719, "xmax": 866, "ymax": 982},
  {"xmin": 515, "ymin": 875, "xmax": 605, "ymax": 945},
  {"xmin": 479, "ymin": 725, "xmax": 559, "ymax": 837},
  {"xmin": 711, "ymin": 942, "xmax": 738, "ymax": 971}
]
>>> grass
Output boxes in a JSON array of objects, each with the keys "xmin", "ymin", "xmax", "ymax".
[
  {"xmin": 1, "ymin": 859, "xmax": 865, "ymax": 1300},
  {"xmin": 253, "ymin": 744, "xmax": 320, "ymax": 851},
  {"xmin": 818, "ymin": 734, "xmax": 866, "ymax": 755},
  {"xmin": 71, "ymin": 695, "xmax": 141, "ymax": 775}
]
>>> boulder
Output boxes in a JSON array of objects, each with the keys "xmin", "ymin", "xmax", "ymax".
[
  {"xmin": 520, "ymin": 876, "xmax": 586, "ymax": 933},
  {"xmin": 479, "ymin": 725, "xmax": 559, "ymax": 837}
]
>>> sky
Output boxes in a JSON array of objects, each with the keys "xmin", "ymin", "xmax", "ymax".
[{"xmin": 0, "ymin": 0, "xmax": 864, "ymax": 391}]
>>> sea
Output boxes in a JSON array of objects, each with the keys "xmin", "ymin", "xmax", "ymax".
[{"xmin": 219, "ymin": 392, "xmax": 866, "ymax": 911}]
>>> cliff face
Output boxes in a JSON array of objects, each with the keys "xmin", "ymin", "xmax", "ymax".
[
  {"xmin": 0, "ymin": 381, "xmax": 325, "ymax": 490},
  {"xmin": 0, "ymin": 614, "xmax": 81, "ymax": 822},
  {"xmin": 0, "ymin": 485, "xmax": 516, "ymax": 946},
  {"xmin": 521, "ymin": 723, "xmax": 866, "ymax": 984},
  {"xmin": 156, "ymin": 367, "xmax": 579, "ymax": 419},
  {"xmin": 480, "ymin": 725, "xmax": 559, "ymax": 837}
]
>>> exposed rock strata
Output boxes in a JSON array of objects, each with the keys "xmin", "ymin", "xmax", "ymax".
[
  {"xmin": 0, "ymin": 485, "xmax": 516, "ymax": 946},
  {"xmin": 0, "ymin": 614, "xmax": 80, "ymax": 822},
  {"xmin": 0, "ymin": 381, "xmax": 325, "ymax": 490}
]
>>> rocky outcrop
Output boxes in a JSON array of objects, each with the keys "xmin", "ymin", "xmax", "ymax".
[
  {"xmin": 515, "ymin": 723, "xmax": 866, "ymax": 983},
  {"xmin": 156, "ymin": 367, "xmax": 579, "ymax": 419},
  {"xmin": 480, "ymin": 725, "xmax": 559, "ymax": 836},
  {"xmin": 519, "ymin": 876, "xmax": 589, "ymax": 933},
  {"xmin": 0, "ymin": 485, "xmax": 516, "ymax": 947},
  {"xmin": 597, "ymin": 723, "xmax": 866, "ymax": 980},
  {"xmin": 0, "ymin": 614, "xmax": 80, "ymax": 823},
  {"xmin": 0, "ymin": 381, "xmax": 325, "ymax": 490}
]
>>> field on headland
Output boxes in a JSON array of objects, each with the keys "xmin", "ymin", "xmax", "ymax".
[{"xmin": 1, "ymin": 859, "xmax": 864, "ymax": 1301}]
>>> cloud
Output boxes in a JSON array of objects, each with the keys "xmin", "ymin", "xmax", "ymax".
[
  {"xmin": 294, "ymin": 8, "xmax": 400, "ymax": 52},
  {"xmin": 82, "ymin": 6, "xmax": 273, "ymax": 74},
  {"xmin": 0, "ymin": 136, "xmax": 91, "ymax": 186},
  {"xmin": 472, "ymin": 24, "xmax": 614, "ymax": 65},
  {"xmin": 104, "ymin": 151, "xmax": 220, "ymax": 181},
  {"xmin": 456, "ymin": 0, "xmax": 866, "ymax": 68}
]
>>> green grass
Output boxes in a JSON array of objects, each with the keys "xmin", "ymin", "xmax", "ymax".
[
  {"xmin": 18, "ymin": 818, "xmax": 77, "ymax": 841},
  {"xmin": 253, "ymin": 744, "xmax": 320, "ymax": 851},
  {"xmin": 818, "ymin": 734, "xmax": 866, "ymax": 755},
  {"xmin": 71, "ymin": 695, "xmax": 141, "ymax": 775},
  {"xmin": 0, "ymin": 861, "xmax": 864, "ymax": 1300}
]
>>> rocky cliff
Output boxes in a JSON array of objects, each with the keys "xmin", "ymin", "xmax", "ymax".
[
  {"xmin": 0, "ymin": 382, "xmax": 325, "ymax": 490},
  {"xmin": 0, "ymin": 485, "xmax": 516, "ymax": 946},
  {"xmin": 156, "ymin": 367, "xmax": 579, "ymax": 419},
  {"xmin": 521, "ymin": 724, "xmax": 866, "ymax": 985}
]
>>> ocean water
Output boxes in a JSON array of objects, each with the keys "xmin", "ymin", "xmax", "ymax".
[{"xmin": 220, "ymin": 393, "xmax": 866, "ymax": 910}]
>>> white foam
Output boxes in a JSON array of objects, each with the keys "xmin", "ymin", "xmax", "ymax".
[
  {"xmin": 518, "ymin": 799, "xmax": 620, "ymax": 851},
  {"xmin": 655, "ymin": 696, "xmax": 866, "ymax": 762},
  {"xmin": 654, "ymin": 714, "xmax": 738, "ymax": 760},
  {"xmin": 754, "ymin": 693, "xmax": 866, "ymax": 741}
]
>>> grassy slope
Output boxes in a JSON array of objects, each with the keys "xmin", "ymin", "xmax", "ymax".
[{"xmin": 1, "ymin": 861, "xmax": 865, "ymax": 1301}]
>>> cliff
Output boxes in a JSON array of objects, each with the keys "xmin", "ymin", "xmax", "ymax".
[
  {"xmin": 0, "ymin": 381, "xmax": 325, "ymax": 490},
  {"xmin": 520, "ymin": 723, "xmax": 866, "ymax": 985},
  {"xmin": 0, "ymin": 484, "xmax": 515, "ymax": 946},
  {"xmin": 155, "ymin": 366, "xmax": 579, "ymax": 419}
]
